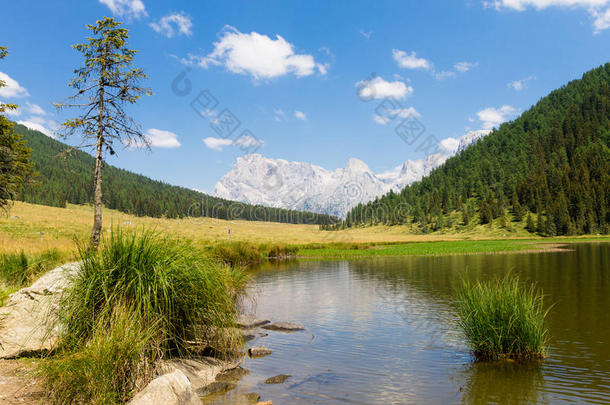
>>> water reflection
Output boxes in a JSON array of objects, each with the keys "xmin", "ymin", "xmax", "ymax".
[
  {"xmin": 222, "ymin": 243, "xmax": 610, "ymax": 404},
  {"xmin": 460, "ymin": 361, "xmax": 547, "ymax": 405}
]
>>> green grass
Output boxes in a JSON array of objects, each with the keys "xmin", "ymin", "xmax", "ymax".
[
  {"xmin": 297, "ymin": 240, "xmax": 536, "ymax": 258},
  {"xmin": 455, "ymin": 275, "xmax": 549, "ymax": 361},
  {"xmin": 0, "ymin": 249, "xmax": 65, "ymax": 304},
  {"xmin": 296, "ymin": 237, "xmax": 609, "ymax": 258},
  {"xmin": 39, "ymin": 229, "xmax": 248, "ymax": 404}
]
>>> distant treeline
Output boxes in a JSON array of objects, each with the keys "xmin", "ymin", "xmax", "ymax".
[
  {"xmin": 327, "ymin": 63, "xmax": 610, "ymax": 235},
  {"xmin": 15, "ymin": 124, "xmax": 338, "ymax": 225}
]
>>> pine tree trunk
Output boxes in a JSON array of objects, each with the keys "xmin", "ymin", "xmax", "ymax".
[
  {"xmin": 90, "ymin": 135, "xmax": 103, "ymax": 247},
  {"xmin": 90, "ymin": 59, "xmax": 106, "ymax": 249}
]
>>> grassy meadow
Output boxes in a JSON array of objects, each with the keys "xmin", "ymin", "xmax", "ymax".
[{"xmin": 2, "ymin": 201, "xmax": 607, "ymax": 261}]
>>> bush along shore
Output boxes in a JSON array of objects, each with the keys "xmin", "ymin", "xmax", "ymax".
[
  {"xmin": 455, "ymin": 275, "xmax": 549, "ymax": 361},
  {"xmin": 38, "ymin": 229, "xmax": 249, "ymax": 404}
]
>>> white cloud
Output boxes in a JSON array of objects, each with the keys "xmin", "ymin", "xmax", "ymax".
[
  {"xmin": 196, "ymin": 26, "xmax": 325, "ymax": 80},
  {"xmin": 294, "ymin": 110, "xmax": 307, "ymax": 120},
  {"xmin": 150, "ymin": 12, "xmax": 193, "ymax": 38},
  {"xmin": 360, "ymin": 29, "xmax": 372, "ymax": 39},
  {"xmin": 144, "ymin": 128, "xmax": 181, "ymax": 148},
  {"xmin": 477, "ymin": 105, "xmax": 518, "ymax": 129},
  {"xmin": 454, "ymin": 61, "xmax": 478, "ymax": 72},
  {"xmin": 392, "ymin": 49, "xmax": 433, "ymax": 70},
  {"xmin": 486, "ymin": 0, "xmax": 610, "ymax": 32},
  {"xmin": 203, "ymin": 137, "xmax": 233, "ymax": 151},
  {"xmin": 373, "ymin": 114, "xmax": 390, "ymax": 125},
  {"xmin": 593, "ymin": 7, "xmax": 610, "ymax": 31},
  {"xmin": 374, "ymin": 108, "xmax": 420, "ymax": 125},
  {"xmin": 25, "ymin": 102, "xmax": 46, "ymax": 116},
  {"xmin": 356, "ymin": 76, "xmax": 413, "ymax": 100},
  {"xmin": 389, "ymin": 107, "xmax": 421, "ymax": 118},
  {"xmin": 17, "ymin": 116, "xmax": 56, "ymax": 138},
  {"xmin": 0, "ymin": 72, "xmax": 29, "ymax": 98},
  {"xmin": 98, "ymin": 0, "xmax": 147, "ymax": 19},
  {"xmin": 233, "ymin": 134, "xmax": 264, "ymax": 149},
  {"xmin": 508, "ymin": 76, "xmax": 535, "ymax": 91},
  {"xmin": 203, "ymin": 135, "xmax": 263, "ymax": 151},
  {"xmin": 435, "ymin": 70, "xmax": 457, "ymax": 80}
]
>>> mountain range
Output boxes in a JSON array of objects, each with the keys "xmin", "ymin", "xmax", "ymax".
[{"xmin": 212, "ymin": 129, "xmax": 489, "ymax": 217}]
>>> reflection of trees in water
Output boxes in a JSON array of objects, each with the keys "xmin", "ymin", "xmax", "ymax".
[{"xmin": 460, "ymin": 360, "xmax": 548, "ymax": 405}]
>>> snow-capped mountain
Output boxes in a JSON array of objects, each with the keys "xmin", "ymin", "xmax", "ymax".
[{"xmin": 211, "ymin": 131, "xmax": 490, "ymax": 217}]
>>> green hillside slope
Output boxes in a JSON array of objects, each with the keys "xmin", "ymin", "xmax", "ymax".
[
  {"xmin": 340, "ymin": 63, "xmax": 610, "ymax": 235},
  {"xmin": 14, "ymin": 124, "xmax": 337, "ymax": 225}
]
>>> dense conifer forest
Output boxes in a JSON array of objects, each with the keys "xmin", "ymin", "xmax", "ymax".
[
  {"xmin": 335, "ymin": 64, "xmax": 610, "ymax": 235},
  {"xmin": 14, "ymin": 124, "xmax": 337, "ymax": 225}
]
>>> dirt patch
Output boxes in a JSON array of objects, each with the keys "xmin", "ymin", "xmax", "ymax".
[{"xmin": 0, "ymin": 359, "xmax": 44, "ymax": 404}]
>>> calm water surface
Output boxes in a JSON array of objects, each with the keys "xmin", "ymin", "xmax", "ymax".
[{"xmin": 207, "ymin": 243, "xmax": 610, "ymax": 404}]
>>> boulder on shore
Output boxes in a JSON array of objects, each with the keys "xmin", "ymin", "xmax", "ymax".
[
  {"xmin": 0, "ymin": 263, "xmax": 80, "ymax": 359},
  {"xmin": 128, "ymin": 369, "xmax": 200, "ymax": 405}
]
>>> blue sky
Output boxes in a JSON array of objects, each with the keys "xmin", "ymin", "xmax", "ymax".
[{"xmin": 1, "ymin": 0, "xmax": 609, "ymax": 192}]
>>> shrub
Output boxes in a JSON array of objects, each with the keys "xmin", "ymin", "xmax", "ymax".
[{"xmin": 456, "ymin": 275, "xmax": 549, "ymax": 361}]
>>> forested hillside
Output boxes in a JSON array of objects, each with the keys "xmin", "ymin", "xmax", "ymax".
[
  {"xmin": 337, "ymin": 64, "xmax": 610, "ymax": 235},
  {"xmin": 15, "ymin": 124, "xmax": 337, "ymax": 225}
]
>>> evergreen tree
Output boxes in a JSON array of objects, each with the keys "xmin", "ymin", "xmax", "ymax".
[
  {"xmin": 56, "ymin": 18, "xmax": 151, "ymax": 248},
  {"xmin": 0, "ymin": 46, "xmax": 34, "ymax": 210}
]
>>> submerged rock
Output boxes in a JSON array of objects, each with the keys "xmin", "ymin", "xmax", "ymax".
[
  {"xmin": 237, "ymin": 315, "xmax": 270, "ymax": 329},
  {"xmin": 0, "ymin": 262, "xmax": 80, "ymax": 359},
  {"xmin": 129, "ymin": 369, "xmax": 200, "ymax": 405},
  {"xmin": 215, "ymin": 366, "xmax": 249, "ymax": 382},
  {"xmin": 244, "ymin": 393, "xmax": 261, "ymax": 403},
  {"xmin": 248, "ymin": 346, "xmax": 272, "ymax": 358},
  {"xmin": 264, "ymin": 374, "xmax": 291, "ymax": 384},
  {"xmin": 196, "ymin": 381, "xmax": 237, "ymax": 396},
  {"xmin": 262, "ymin": 321, "xmax": 305, "ymax": 332}
]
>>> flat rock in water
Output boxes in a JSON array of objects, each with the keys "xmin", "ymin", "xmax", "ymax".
[
  {"xmin": 197, "ymin": 380, "xmax": 237, "ymax": 396},
  {"xmin": 129, "ymin": 369, "xmax": 200, "ymax": 405},
  {"xmin": 262, "ymin": 321, "xmax": 305, "ymax": 332},
  {"xmin": 257, "ymin": 401, "xmax": 273, "ymax": 405},
  {"xmin": 248, "ymin": 346, "xmax": 272, "ymax": 358},
  {"xmin": 236, "ymin": 315, "xmax": 270, "ymax": 329},
  {"xmin": 264, "ymin": 374, "xmax": 291, "ymax": 384},
  {"xmin": 0, "ymin": 263, "xmax": 80, "ymax": 359},
  {"xmin": 215, "ymin": 366, "xmax": 249, "ymax": 383}
]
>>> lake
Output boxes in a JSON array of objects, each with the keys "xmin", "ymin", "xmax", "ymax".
[{"xmin": 205, "ymin": 243, "xmax": 610, "ymax": 404}]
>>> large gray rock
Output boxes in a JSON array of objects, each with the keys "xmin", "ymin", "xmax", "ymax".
[
  {"xmin": 129, "ymin": 369, "xmax": 200, "ymax": 405},
  {"xmin": 0, "ymin": 262, "xmax": 79, "ymax": 358},
  {"xmin": 132, "ymin": 358, "xmax": 242, "ymax": 404},
  {"xmin": 158, "ymin": 357, "xmax": 240, "ymax": 391}
]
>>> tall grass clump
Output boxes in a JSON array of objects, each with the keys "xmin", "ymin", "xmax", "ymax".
[
  {"xmin": 211, "ymin": 241, "xmax": 263, "ymax": 266},
  {"xmin": 40, "ymin": 229, "xmax": 248, "ymax": 404},
  {"xmin": 456, "ymin": 275, "xmax": 549, "ymax": 361}
]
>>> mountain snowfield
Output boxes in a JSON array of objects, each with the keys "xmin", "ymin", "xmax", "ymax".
[{"xmin": 211, "ymin": 130, "xmax": 491, "ymax": 217}]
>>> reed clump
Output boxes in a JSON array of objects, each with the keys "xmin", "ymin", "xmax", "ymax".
[
  {"xmin": 455, "ymin": 275, "xmax": 549, "ymax": 361},
  {"xmin": 39, "ymin": 229, "xmax": 248, "ymax": 404}
]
